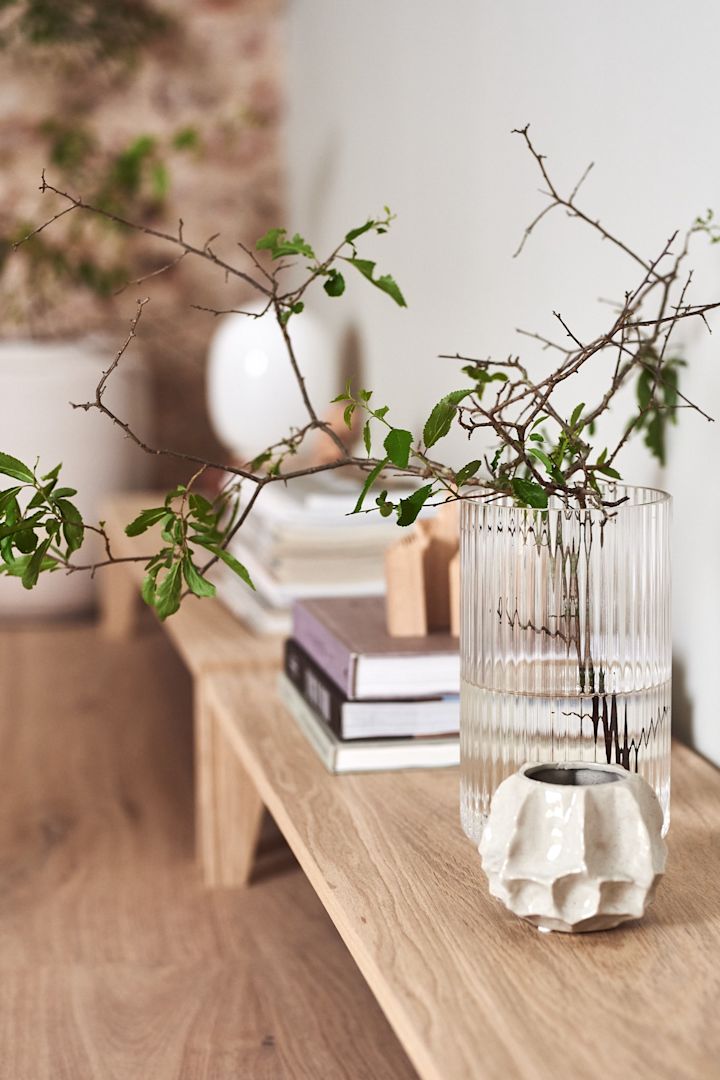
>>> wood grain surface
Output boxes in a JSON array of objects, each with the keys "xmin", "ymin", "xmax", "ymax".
[
  {"xmin": 0, "ymin": 621, "xmax": 415, "ymax": 1080},
  {"xmin": 207, "ymin": 670, "xmax": 720, "ymax": 1080}
]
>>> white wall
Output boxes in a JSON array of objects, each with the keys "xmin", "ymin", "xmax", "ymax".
[{"xmin": 285, "ymin": 0, "xmax": 720, "ymax": 765}]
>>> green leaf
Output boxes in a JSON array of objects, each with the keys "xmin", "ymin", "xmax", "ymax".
[
  {"xmin": 353, "ymin": 458, "xmax": 388, "ymax": 514},
  {"xmin": 172, "ymin": 126, "xmax": 200, "ymax": 151},
  {"xmin": 22, "ymin": 539, "xmax": 51, "ymax": 590},
  {"xmin": 250, "ymin": 450, "xmax": 273, "ymax": 471},
  {"xmin": 14, "ymin": 529, "xmax": 38, "ymax": 554},
  {"xmin": 570, "ymin": 402, "xmax": 585, "ymax": 428},
  {"xmin": 383, "ymin": 428, "xmax": 412, "ymax": 469},
  {"xmin": 189, "ymin": 493, "xmax": 213, "ymax": 518},
  {"xmin": 0, "ymin": 512, "xmax": 44, "ymax": 541},
  {"xmin": 41, "ymin": 463, "xmax": 62, "ymax": 482},
  {"xmin": 183, "ymin": 557, "xmax": 217, "ymax": 598},
  {"xmin": 637, "ymin": 367, "xmax": 653, "ymax": 411},
  {"xmin": 345, "ymin": 220, "xmax": 375, "ymax": 244},
  {"xmin": 154, "ymin": 561, "xmax": 182, "ymax": 621},
  {"xmin": 203, "ymin": 545, "xmax": 255, "ymax": 590},
  {"xmin": 455, "ymin": 460, "xmax": 482, "ymax": 487},
  {"xmin": 644, "ymin": 414, "xmax": 665, "ymax": 465},
  {"xmin": 125, "ymin": 507, "xmax": 168, "ymax": 537},
  {"xmin": 141, "ymin": 568, "xmax": 159, "ymax": 606},
  {"xmin": 363, "ymin": 421, "xmax": 372, "ymax": 456},
  {"xmin": 375, "ymin": 490, "xmax": 395, "ymax": 517},
  {"xmin": 151, "ymin": 161, "xmax": 169, "ymax": 200},
  {"xmin": 489, "ymin": 447, "xmax": 504, "ymax": 475},
  {"xmin": 345, "ymin": 258, "xmax": 407, "ymax": 307},
  {"xmin": 511, "ymin": 477, "xmax": 548, "ymax": 509},
  {"xmin": 56, "ymin": 498, "xmax": 84, "ymax": 553},
  {"xmin": 323, "ymin": 269, "xmax": 346, "ymax": 298},
  {"xmin": 343, "ymin": 403, "xmax": 356, "ymax": 430},
  {"xmin": 528, "ymin": 448, "xmax": 565, "ymax": 484},
  {"xmin": 0, "ymin": 487, "xmax": 22, "ymax": 515},
  {"xmin": 0, "ymin": 453, "xmax": 34, "ymax": 483},
  {"xmin": 595, "ymin": 464, "xmax": 622, "ymax": 480},
  {"xmin": 255, "ymin": 227, "xmax": 315, "ymax": 260},
  {"xmin": 397, "ymin": 484, "xmax": 434, "ymax": 527},
  {"xmin": 423, "ymin": 390, "xmax": 471, "ymax": 448}
]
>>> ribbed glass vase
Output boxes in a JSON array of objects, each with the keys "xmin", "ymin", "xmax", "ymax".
[{"xmin": 459, "ymin": 486, "xmax": 672, "ymax": 844}]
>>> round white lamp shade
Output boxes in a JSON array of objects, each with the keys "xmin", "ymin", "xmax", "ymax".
[{"xmin": 206, "ymin": 301, "xmax": 337, "ymax": 460}]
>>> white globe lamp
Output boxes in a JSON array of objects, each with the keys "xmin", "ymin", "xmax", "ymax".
[{"xmin": 206, "ymin": 301, "xmax": 337, "ymax": 461}]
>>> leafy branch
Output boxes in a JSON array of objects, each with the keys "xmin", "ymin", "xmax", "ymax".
[{"xmin": 2, "ymin": 125, "xmax": 717, "ymax": 616}]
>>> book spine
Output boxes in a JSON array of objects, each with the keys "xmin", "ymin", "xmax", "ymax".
[
  {"xmin": 284, "ymin": 640, "xmax": 344, "ymax": 738},
  {"xmin": 292, "ymin": 603, "xmax": 354, "ymax": 696}
]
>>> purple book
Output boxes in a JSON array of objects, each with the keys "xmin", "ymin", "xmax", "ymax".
[{"xmin": 292, "ymin": 595, "xmax": 459, "ymax": 701}]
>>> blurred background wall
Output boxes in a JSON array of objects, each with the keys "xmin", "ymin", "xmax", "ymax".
[
  {"xmin": 285, "ymin": 0, "xmax": 720, "ymax": 767},
  {"xmin": 0, "ymin": 0, "xmax": 284, "ymax": 483},
  {"xmin": 1, "ymin": 0, "xmax": 717, "ymax": 764}
]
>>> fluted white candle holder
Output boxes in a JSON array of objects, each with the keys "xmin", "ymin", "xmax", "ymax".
[{"xmin": 479, "ymin": 761, "xmax": 667, "ymax": 933}]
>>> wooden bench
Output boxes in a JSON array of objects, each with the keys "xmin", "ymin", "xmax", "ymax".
[{"xmin": 102, "ymin": 493, "xmax": 720, "ymax": 1080}]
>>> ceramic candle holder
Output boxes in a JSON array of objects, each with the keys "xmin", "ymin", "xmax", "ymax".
[{"xmin": 479, "ymin": 761, "xmax": 667, "ymax": 933}]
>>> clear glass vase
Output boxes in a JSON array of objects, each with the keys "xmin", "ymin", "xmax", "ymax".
[{"xmin": 459, "ymin": 486, "xmax": 672, "ymax": 843}]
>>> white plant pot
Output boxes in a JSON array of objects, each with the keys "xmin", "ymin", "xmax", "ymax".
[
  {"xmin": 0, "ymin": 337, "xmax": 148, "ymax": 617},
  {"xmin": 479, "ymin": 761, "xmax": 667, "ymax": 933}
]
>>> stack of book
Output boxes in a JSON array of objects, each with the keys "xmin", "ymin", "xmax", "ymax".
[
  {"xmin": 215, "ymin": 475, "xmax": 403, "ymax": 634},
  {"xmin": 279, "ymin": 595, "xmax": 460, "ymax": 773}
]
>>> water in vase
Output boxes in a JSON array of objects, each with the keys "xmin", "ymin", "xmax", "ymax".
[{"xmin": 460, "ymin": 678, "xmax": 672, "ymax": 843}]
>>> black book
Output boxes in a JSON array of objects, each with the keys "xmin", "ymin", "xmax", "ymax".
[{"xmin": 284, "ymin": 638, "xmax": 459, "ymax": 741}]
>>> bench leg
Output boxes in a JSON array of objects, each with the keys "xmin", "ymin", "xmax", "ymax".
[
  {"xmin": 99, "ymin": 563, "xmax": 139, "ymax": 640},
  {"xmin": 195, "ymin": 684, "xmax": 264, "ymax": 887}
]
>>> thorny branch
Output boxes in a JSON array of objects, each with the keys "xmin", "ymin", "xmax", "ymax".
[{"xmin": 4, "ymin": 125, "xmax": 718, "ymax": 610}]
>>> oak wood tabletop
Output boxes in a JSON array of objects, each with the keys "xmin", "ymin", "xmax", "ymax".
[{"xmin": 206, "ymin": 669, "xmax": 720, "ymax": 1080}]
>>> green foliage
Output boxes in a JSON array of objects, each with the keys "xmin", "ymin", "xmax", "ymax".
[
  {"xmin": 511, "ymin": 477, "xmax": 548, "ymax": 509},
  {"xmin": 323, "ymin": 269, "xmax": 345, "ymax": 297},
  {"xmin": 4, "ymin": 123, "xmax": 201, "ymax": 307},
  {"xmin": 423, "ymin": 390, "xmax": 471, "ymax": 448},
  {"xmin": 256, "ymin": 228, "xmax": 316, "ymax": 261},
  {"xmin": 634, "ymin": 349, "xmax": 686, "ymax": 466},
  {"xmin": 353, "ymin": 459, "xmax": 388, "ymax": 514},
  {"xmin": 454, "ymin": 460, "xmax": 482, "ymax": 487},
  {"xmin": 0, "ymin": 454, "xmax": 86, "ymax": 588},
  {"xmin": 172, "ymin": 127, "xmax": 200, "ymax": 152},
  {"xmin": 0, "ymin": 0, "xmax": 170, "ymax": 58},
  {"xmin": 343, "ymin": 257, "xmax": 406, "ymax": 307},
  {"xmin": 383, "ymin": 427, "xmax": 413, "ymax": 469},
  {"xmin": 125, "ymin": 486, "xmax": 254, "ymax": 621},
  {"xmin": 397, "ymin": 484, "xmax": 435, "ymax": 526}
]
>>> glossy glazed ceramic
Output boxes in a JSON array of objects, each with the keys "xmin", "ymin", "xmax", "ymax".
[{"xmin": 479, "ymin": 761, "xmax": 667, "ymax": 933}]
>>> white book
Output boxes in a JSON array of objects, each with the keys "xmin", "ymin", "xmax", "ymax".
[
  {"xmin": 278, "ymin": 675, "xmax": 460, "ymax": 774},
  {"xmin": 214, "ymin": 562, "xmax": 291, "ymax": 635},
  {"xmin": 225, "ymin": 538, "xmax": 385, "ymax": 609}
]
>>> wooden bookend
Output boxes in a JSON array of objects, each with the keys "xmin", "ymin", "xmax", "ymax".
[
  {"xmin": 385, "ymin": 531, "xmax": 430, "ymax": 636},
  {"xmin": 385, "ymin": 504, "xmax": 460, "ymax": 637}
]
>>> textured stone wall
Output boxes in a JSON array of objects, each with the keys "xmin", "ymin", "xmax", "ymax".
[{"xmin": 0, "ymin": 0, "xmax": 285, "ymax": 486}]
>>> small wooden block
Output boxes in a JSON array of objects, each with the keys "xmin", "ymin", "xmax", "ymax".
[
  {"xmin": 385, "ymin": 503, "xmax": 460, "ymax": 637},
  {"xmin": 385, "ymin": 531, "xmax": 429, "ymax": 636}
]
